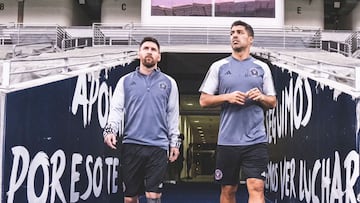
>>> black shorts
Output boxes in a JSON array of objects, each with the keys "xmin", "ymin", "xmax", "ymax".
[
  {"xmin": 120, "ymin": 144, "xmax": 168, "ymax": 197},
  {"xmin": 214, "ymin": 143, "xmax": 269, "ymax": 185}
]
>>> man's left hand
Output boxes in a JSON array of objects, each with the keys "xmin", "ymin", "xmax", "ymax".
[{"xmin": 169, "ymin": 147, "xmax": 180, "ymax": 162}]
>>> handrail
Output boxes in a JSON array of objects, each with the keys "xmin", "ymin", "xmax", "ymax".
[
  {"xmin": 0, "ymin": 24, "xmax": 57, "ymax": 45},
  {"xmin": 61, "ymin": 37, "xmax": 91, "ymax": 51},
  {"xmin": 92, "ymin": 23, "xmax": 322, "ymax": 48},
  {"xmin": 1, "ymin": 24, "xmax": 360, "ymax": 93},
  {"xmin": 321, "ymin": 41, "xmax": 351, "ymax": 57},
  {"xmin": 2, "ymin": 23, "xmax": 359, "ymax": 56},
  {"xmin": 12, "ymin": 41, "xmax": 55, "ymax": 58},
  {"xmin": 252, "ymin": 48, "xmax": 360, "ymax": 92},
  {"xmin": 345, "ymin": 31, "xmax": 360, "ymax": 54},
  {"xmin": 0, "ymin": 50, "xmax": 138, "ymax": 88},
  {"xmin": 92, "ymin": 23, "xmax": 107, "ymax": 46},
  {"xmin": 56, "ymin": 25, "xmax": 71, "ymax": 49}
]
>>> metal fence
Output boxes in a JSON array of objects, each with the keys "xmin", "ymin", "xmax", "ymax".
[
  {"xmin": 0, "ymin": 50, "xmax": 138, "ymax": 88},
  {"xmin": 1, "ymin": 23, "xmax": 360, "ymax": 92},
  {"xmin": 92, "ymin": 23, "xmax": 322, "ymax": 49},
  {"xmin": 1, "ymin": 23, "xmax": 359, "ymax": 56},
  {"xmin": 253, "ymin": 48, "xmax": 360, "ymax": 93}
]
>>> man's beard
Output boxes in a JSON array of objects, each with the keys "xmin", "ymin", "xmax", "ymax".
[
  {"xmin": 142, "ymin": 57, "xmax": 156, "ymax": 68},
  {"xmin": 232, "ymin": 45, "xmax": 245, "ymax": 53}
]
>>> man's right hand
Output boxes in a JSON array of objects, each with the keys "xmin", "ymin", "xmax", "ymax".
[
  {"xmin": 228, "ymin": 91, "xmax": 247, "ymax": 105},
  {"xmin": 104, "ymin": 133, "xmax": 117, "ymax": 149}
]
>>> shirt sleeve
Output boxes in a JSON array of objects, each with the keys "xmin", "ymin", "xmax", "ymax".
[
  {"xmin": 103, "ymin": 77, "xmax": 125, "ymax": 138},
  {"xmin": 166, "ymin": 76, "xmax": 180, "ymax": 148},
  {"xmin": 198, "ymin": 59, "xmax": 225, "ymax": 95},
  {"xmin": 262, "ymin": 63, "xmax": 276, "ymax": 96}
]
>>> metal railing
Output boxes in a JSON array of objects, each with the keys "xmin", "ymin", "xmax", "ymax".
[
  {"xmin": 0, "ymin": 24, "xmax": 93, "ymax": 52},
  {"xmin": 56, "ymin": 26, "xmax": 71, "ymax": 49},
  {"xmin": 1, "ymin": 24, "xmax": 359, "ymax": 92},
  {"xmin": 0, "ymin": 23, "xmax": 57, "ymax": 45},
  {"xmin": 1, "ymin": 23, "xmax": 358, "ymax": 56},
  {"xmin": 321, "ymin": 40, "xmax": 351, "ymax": 57},
  {"xmin": 0, "ymin": 50, "xmax": 138, "ymax": 88},
  {"xmin": 253, "ymin": 48, "xmax": 360, "ymax": 92},
  {"xmin": 320, "ymin": 30, "xmax": 360, "ymax": 58},
  {"xmin": 92, "ymin": 23, "xmax": 322, "ymax": 49},
  {"xmin": 11, "ymin": 41, "xmax": 56, "ymax": 58},
  {"xmin": 61, "ymin": 37, "xmax": 92, "ymax": 51},
  {"xmin": 345, "ymin": 31, "xmax": 360, "ymax": 53},
  {"xmin": 92, "ymin": 23, "xmax": 108, "ymax": 46}
]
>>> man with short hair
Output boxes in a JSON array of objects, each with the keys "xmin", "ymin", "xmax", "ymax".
[
  {"xmin": 199, "ymin": 20, "xmax": 277, "ymax": 203},
  {"xmin": 104, "ymin": 37, "xmax": 181, "ymax": 203}
]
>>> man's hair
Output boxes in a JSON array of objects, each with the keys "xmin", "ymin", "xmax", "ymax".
[
  {"xmin": 231, "ymin": 20, "xmax": 254, "ymax": 38},
  {"xmin": 140, "ymin": 37, "xmax": 160, "ymax": 50}
]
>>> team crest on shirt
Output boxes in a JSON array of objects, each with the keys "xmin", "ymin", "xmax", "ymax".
[
  {"xmin": 214, "ymin": 169, "xmax": 223, "ymax": 180},
  {"xmin": 249, "ymin": 68, "xmax": 259, "ymax": 77},
  {"xmin": 159, "ymin": 82, "xmax": 167, "ymax": 90}
]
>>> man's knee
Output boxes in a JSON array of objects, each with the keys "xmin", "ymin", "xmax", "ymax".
[
  {"xmin": 124, "ymin": 196, "xmax": 138, "ymax": 203},
  {"xmin": 247, "ymin": 178, "xmax": 265, "ymax": 193},
  {"xmin": 221, "ymin": 185, "xmax": 238, "ymax": 196},
  {"xmin": 147, "ymin": 198, "xmax": 161, "ymax": 203}
]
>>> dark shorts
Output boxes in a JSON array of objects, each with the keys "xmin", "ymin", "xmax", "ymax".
[
  {"xmin": 214, "ymin": 143, "xmax": 269, "ymax": 185},
  {"xmin": 121, "ymin": 144, "xmax": 168, "ymax": 197}
]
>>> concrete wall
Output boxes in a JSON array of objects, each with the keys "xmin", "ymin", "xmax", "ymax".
[
  {"xmin": 352, "ymin": 2, "xmax": 360, "ymax": 30},
  {"xmin": 284, "ymin": 0, "xmax": 324, "ymax": 29},
  {"xmin": 1, "ymin": 0, "xmax": 353, "ymax": 30},
  {"xmin": 101, "ymin": 0, "xmax": 141, "ymax": 24},
  {"xmin": 340, "ymin": 11, "xmax": 353, "ymax": 30},
  {"xmin": 2, "ymin": 0, "xmax": 359, "ymax": 30},
  {"xmin": 0, "ymin": 0, "xmax": 93, "ymax": 26},
  {"xmin": 0, "ymin": 0, "xmax": 19, "ymax": 24},
  {"xmin": 71, "ymin": 0, "xmax": 92, "ymax": 26},
  {"xmin": 23, "ymin": 0, "xmax": 73, "ymax": 26}
]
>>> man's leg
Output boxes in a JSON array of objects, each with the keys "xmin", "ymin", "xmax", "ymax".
[
  {"xmin": 124, "ymin": 196, "xmax": 139, "ymax": 203},
  {"xmin": 220, "ymin": 184, "xmax": 238, "ymax": 203},
  {"xmin": 242, "ymin": 143, "xmax": 268, "ymax": 203},
  {"xmin": 144, "ymin": 147, "xmax": 166, "ymax": 203},
  {"xmin": 246, "ymin": 178, "xmax": 265, "ymax": 203},
  {"xmin": 146, "ymin": 192, "xmax": 161, "ymax": 203},
  {"xmin": 146, "ymin": 198, "xmax": 161, "ymax": 203}
]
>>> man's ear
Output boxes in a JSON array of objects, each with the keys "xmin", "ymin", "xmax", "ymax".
[
  {"xmin": 158, "ymin": 53, "xmax": 161, "ymax": 62},
  {"xmin": 249, "ymin": 36, "xmax": 254, "ymax": 44}
]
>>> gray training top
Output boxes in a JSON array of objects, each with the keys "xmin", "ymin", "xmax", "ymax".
[
  {"xmin": 104, "ymin": 67, "xmax": 180, "ymax": 150},
  {"xmin": 199, "ymin": 56, "xmax": 276, "ymax": 146}
]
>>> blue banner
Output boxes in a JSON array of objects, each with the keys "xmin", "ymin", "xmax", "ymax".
[
  {"xmin": 265, "ymin": 64, "xmax": 359, "ymax": 203},
  {"xmin": 3, "ymin": 62, "xmax": 137, "ymax": 203}
]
